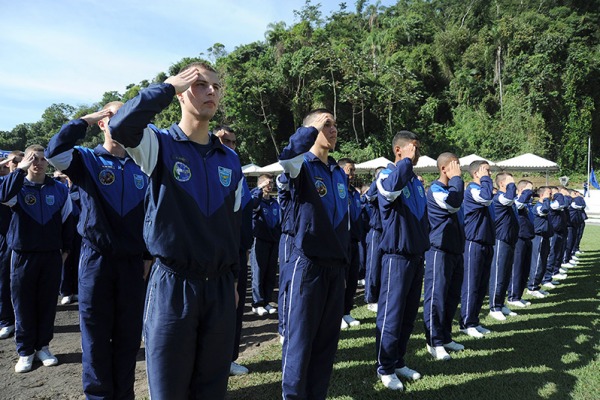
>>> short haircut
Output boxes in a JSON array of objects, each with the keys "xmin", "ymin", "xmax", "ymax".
[
  {"xmin": 437, "ymin": 152, "xmax": 458, "ymax": 170},
  {"xmin": 101, "ymin": 101, "xmax": 124, "ymax": 111},
  {"xmin": 517, "ymin": 180, "xmax": 533, "ymax": 191},
  {"xmin": 257, "ymin": 174, "xmax": 274, "ymax": 185},
  {"xmin": 25, "ymin": 144, "xmax": 44, "ymax": 155},
  {"xmin": 215, "ymin": 125, "xmax": 235, "ymax": 135},
  {"xmin": 179, "ymin": 61, "xmax": 217, "ymax": 74},
  {"xmin": 495, "ymin": 172, "xmax": 513, "ymax": 187},
  {"xmin": 9, "ymin": 150, "xmax": 24, "ymax": 157},
  {"xmin": 468, "ymin": 160, "xmax": 489, "ymax": 177},
  {"xmin": 392, "ymin": 130, "xmax": 419, "ymax": 152},
  {"xmin": 537, "ymin": 186, "xmax": 551, "ymax": 195},
  {"xmin": 303, "ymin": 109, "xmax": 333, "ymax": 127},
  {"xmin": 338, "ymin": 158, "xmax": 356, "ymax": 168}
]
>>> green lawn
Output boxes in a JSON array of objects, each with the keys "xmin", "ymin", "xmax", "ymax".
[{"xmin": 228, "ymin": 225, "xmax": 600, "ymax": 399}]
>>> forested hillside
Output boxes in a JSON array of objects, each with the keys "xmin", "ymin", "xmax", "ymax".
[{"xmin": 1, "ymin": 0, "xmax": 598, "ymax": 173}]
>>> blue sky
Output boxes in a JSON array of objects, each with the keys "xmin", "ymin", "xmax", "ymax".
[{"xmin": 0, "ymin": 0, "xmax": 395, "ymax": 132}]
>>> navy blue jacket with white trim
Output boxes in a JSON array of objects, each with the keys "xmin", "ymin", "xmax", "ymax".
[
  {"xmin": 377, "ymin": 159, "xmax": 429, "ymax": 256},
  {"xmin": 493, "ymin": 183, "xmax": 519, "ymax": 246},
  {"xmin": 548, "ymin": 193, "xmax": 568, "ymax": 233},
  {"xmin": 46, "ymin": 119, "xmax": 149, "ymax": 257},
  {"xmin": 348, "ymin": 184, "xmax": 363, "ymax": 242},
  {"xmin": 0, "ymin": 170, "xmax": 73, "ymax": 252},
  {"xmin": 251, "ymin": 187, "xmax": 281, "ymax": 243},
  {"xmin": 109, "ymin": 83, "xmax": 243, "ymax": 278},
  {"xmin": 427, "ymin": 177, "xmax": 464, "ymax": 254},
  {"xmin": 533, "ymin": 198, "xmax": 553, "ymax": 237},
  {"xmin": 278, "ymin": 126, "xmax": 350, "ymax": 266},
  {"xmin": 364, "ymin": 180, "xmax": 382, "ymax": 231},
  {"xmin": 463, "ymin": 176, "xmax": 495, "ymax": 245},
  {"xmin": 515, "ymin": 190, "xmax": 534, "ymax": 240}
]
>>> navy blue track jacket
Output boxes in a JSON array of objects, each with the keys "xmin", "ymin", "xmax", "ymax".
[
  {"xmin": 278, "ymin": 126, "xmax": 350, "ymax": 266},
  {"xmin": 251, "ymin": 187, "xmax": 281, "ymax": 242},
  {"xmin": 463, "ymin": 176, "xmax": 495, "ymax": 245},
  {"xmin": 46, "ymin": 119, "xmax": 149, "ymax": 257},
  {"xmin": 364, "ymin": 180, "xmax": 382, "ymax": 231},
  {"xmin": 427, "ymin": 177, "xmax": 464, "ymax": 254},
  {"xmin": 109, "ymin": 83, "xmax": 243, "ymax": 278},
  {"xmin": 493, "ymin": 183, "xmax": 519, "ymax": 246}
]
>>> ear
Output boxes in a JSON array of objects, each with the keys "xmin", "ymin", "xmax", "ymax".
[{"xmin": 97, "ymin": 119, "xmax": 106, "ymax": 130}]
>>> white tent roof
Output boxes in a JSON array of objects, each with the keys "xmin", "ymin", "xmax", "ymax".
[
  {"xmin": 459, "ymin": 154, "xmax": 496, "ymax": 167},
  {"xmin": 413, "ymin": 155, "xmax": 438, "ymax": 173},
  {"xmin": 496, "ymin": 153, "xmax": 559, "ymax": 171},
  {"xmin": 355, "ymin": 157, "xmax": 392, "ymax": 173},
  {"xmin": 257, "ymin": 161, "xmax": 284, "ymax": 174},
  {"xmin": 242, "ymin": 163, "xmax": 262, "ymax": 176}
]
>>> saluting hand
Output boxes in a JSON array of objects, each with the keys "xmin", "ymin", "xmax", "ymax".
[
  {"xmin": 446, "ymin": 160, "xmax": 461, "ymax": 179},
  {"xmin": 81, "ymin": 109, "xmax": 114, "ymax": 126},
  {"xmin": 311, "ymin": 113, "xmax": 332, "ymax": 133},
  {"xmin": 402, "ymin": 143, "xmax": 417, "ymax": 163},
  {"xmin": 17, "ymin": 153, "xmax": 35, "ymax": 171},
  {"xmin": 165, "ymin": 68, "xmax": 201, "ymax": 94}
]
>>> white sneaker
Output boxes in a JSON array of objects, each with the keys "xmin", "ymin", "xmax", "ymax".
[
  {"xmin": 279, "ymin": 335, "xmax": 284, "ymax": 345},
  {"xmin": 527, "ymin": 289, "xmax": 546, "ymax": 298},
  {"xmin": 343, "ymin": 314, "xmax": 360, "ymax": 327},
  {"xmin": 264, "ymin": 304, "xmax": 277, "ymax": 315},
  {"xmin": 367, "ymin": 303, "xmax": 378, "ymax": 313},
  {"xmin": 561, "ymin": 263, "xmax": 575, "ymax": 269},
  {"xmin": 552, "ymin": 273, "xmax": 567, "ymax": 280},
  {"xmin": 539, "ymin": 289, "xmax": 550, "ymax": 296},
  {"xmin": 571, "ymin": 255, "xmax": 580, "ymax": 261},
  {"xmin": 15, "ymin": 354, "xmax": 34, "ymax": 373},
  {"xmin": 379, "ymin": 373, "xmax": 404, "ymax": 390},
  {"xmin": 427, "ymin": 344, "xmax": 451, "ymax": 360},
  {"xmin": 507, "ymin": 300, "xmax": 528, "ymax": 308},
  {"xmin": 569, "ymin": 259, "xmax": 579, "ymax": 265},
  {"xmin": 357, "ymin": 279, "xmax": 366, "ymax": 287},
  {"xmin": 475, "ymin": 325, "xmax": 491, "ymax": 334},
  {"xmin": 60, "ymin": 295, "xmax": 72, "ymax": 305},
  {"xmin": 35, "ymin": 346, "xmax": 58, "ymax": 367},
  {"xmin": 559, "ymin": 267, "xmax": 568, "ymax": 274},
  {"xmin": 0, "ymin": 325, "xmax": 15, "ymax": 339},
  {"xmin": 461, "ymin": 327, "xmax": 484, "ymax": 338},
  {"xmin": 542, "ymin": 282, "xmax": 557, "ymax": 289},
  {"xmin": 230, "ymin": 362, "xmax": 249, "ymax": 375},
  {"xmin": 341, "ymin": 318, "xmax": 349, "ymax": 330},
  {"xmin": 575, "ymin": 251, "xmax": 584, "ymax": 255},
  {"xmin": 521, "ymin": 300, "xmax": 532, "ymax": 306},
  {"xmin": 252, "ymin": 306, "xmax": 268, "ymax": 316},
  {"xmin": 443, "ymin": 341, "xmax": 465, "ymax": 352},
  {"xmin": 501, "ymin": 306, "xmax": 517, "ymax": 316},
  {"xmin": 395, "ymin": 366, "xmax": 422, "ymax": 380},
  {"xmin": 489, "ymin": 310, "xmax": 506, "ymax": 321}
]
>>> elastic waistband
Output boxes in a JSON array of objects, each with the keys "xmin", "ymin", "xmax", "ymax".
[{"xmin": 156, "ymin": 258, "xmax": 229, "ymax": 281}]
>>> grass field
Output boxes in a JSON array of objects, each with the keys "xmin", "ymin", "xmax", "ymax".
[{"xmin": 227, "ymin": 225, "xmax": 600, "ymax": 400}]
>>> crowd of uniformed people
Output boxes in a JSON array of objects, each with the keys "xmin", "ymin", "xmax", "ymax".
[{"xmin": 0, "ymin": 62, "xmax": 588, "ymax": 399}]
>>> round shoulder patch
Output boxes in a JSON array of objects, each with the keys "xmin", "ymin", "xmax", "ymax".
[
  {"xmin": 315, "ymin": 180, "xmax": 327, "ymax": 197},
  {"xmin": 173, "ymin": 161, "xmax": 192, "ymax": 182},
  {"xmin": 24, "ymin": 194, "xmax": 36, "ymax": 205}
]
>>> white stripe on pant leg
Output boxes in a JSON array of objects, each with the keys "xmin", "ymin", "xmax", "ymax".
[
  {"xmin": 465, "ymin": 242, "xmax": 472, "ymax": 325},
  {"xmin": 377, "ymin": 258, "xmax": 393, "ymax": 367},
  {"xmin": 429, "ymin": 251, "xmax": 438, "ymax": 346},
  {"xmin": 492, "ymin": 240, "xmax": 501, "ymax": 310},
  {"xmin": 281, "ymin": 257, "xmax": 301, "ymax": 387},
  {"xmin": 532, "ymin": 239, "xmax": 542, "ymax": 289}
]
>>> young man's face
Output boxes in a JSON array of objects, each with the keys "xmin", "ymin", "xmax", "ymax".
[
  {"xmin": 315, "ymin": 113, "xmax": 337, "ymax": 151},
  {"xmin": 28, "ymin": 151, "xmax": 48, "ymax": 176},
  {"xmin": 6, "ymin": 154, "xmax": 22, "ymax": 173},
  {"xmin": 343, "ymin": 163, "xmax": 356, "ymax": 181},
  {"xmin": 216, "ymin": 129, "xmax": 237, "ymax": 150},
  {"xmin": 180, "ymin": 68, "xmax": 221, "ymax": 121}
]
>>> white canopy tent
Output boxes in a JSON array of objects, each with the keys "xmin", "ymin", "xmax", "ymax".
[
  {"xmin": 459, "ymin": 154, "xmax": 496, "ymax": 171},
  {"xmin": 257, "ymin": 161, "xmax": 284, "ymax": 175},
  {"xmin": 242, "ymin": 163, "xmax": 262, "ymax": 177},
  {"xmin": 355, "ymin": 157, "xmax": 392, "ymax": 174},
  {"xmin": 413, "ymin": 155, "xmax": 438, "ymax": 173},
  {"xmin": 496, "ymin": 153, "xmax": 559, "ymax": 184}
]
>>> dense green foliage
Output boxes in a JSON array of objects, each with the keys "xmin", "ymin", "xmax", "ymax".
[{"xmin": 2, "ymin": 0, "xmax": 599, "ymax": 173}]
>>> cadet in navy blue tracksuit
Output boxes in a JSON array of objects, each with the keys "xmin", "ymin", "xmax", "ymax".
[
  {"xmin": 423, "ymin": 153, "xmax": 464, "ymax": 361},
  {"xmin": 278, "ymin": 109, "xmax": 350, "ymax": 399},
  {"xmin": 0, "ymin": 146, "xmax": 73, "ymax": 373},
  {"xmin": 363, "ymin": 168, "xmax": 385, "ymax": 309},
  {"xmin": 339, "ymin": 158, "xmax": 362, "ymax": 328},
  {"xmin": 376, "ymin": 131, "xmax": 428, "ymax": 391},
  {"xmin": 250, "ymin": 174, "xmax": 281, "ymax": 316},
  {"xmin": 46, "ymin": 102, "xmax": 149, "ymax": 399},
  {"xmin": 507, "ymin": 180, "xmax": 535, "ymax": 307},
  {"xmin": 214, "ymin": 126, "xmax": 254, "ymax": 376},
  {"xmin": 460, "ymin": 161, "xmax": 494, "ymax": 338},
  {"xmin": 488, "ymin": 173, "xmax": 522, "ymax": 320},
  {"xmin": 0, "ymin": 151, "xmax": 23, "ymax": 340},
  {"xmin": 527, "ymin": 187, "xmax": 553, "ymax": 298},
  {"xmin": 573, "ymin": 192, "xmax": 586, "ymax": 253},
  {"xmin": 109, "ymin": 63, "xmax": 243, "ymax": 400}
]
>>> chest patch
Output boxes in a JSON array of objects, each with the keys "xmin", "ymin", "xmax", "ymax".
[
  {"xmin": 402, "ymin": 187, "xmax": 411, "ymax": 199},
  {"xmin": 218, "ymin": 166, "xmax": 232, "ymax": 187},
  {"xmin": 315, "ymin": 180, "xmax": 327, "ymax": 197},
  {"xmin": 99, "ymin": 169, "xmax": 115, "ymax": 185},
  {"xmin": 173, "ymin": 161, "xmax": 191, "ymax": 182},
  {"xmin": 337, "ymin": 183, "xmax": 346, "ymax": 199},
  {"xmin": 25, "ymin": 194, "xmax": 36, "ymax": 205},
  {"xmin": 133, "ymin": 174, "xmax": 145, "ymax": 189},
  {"xmin": 45, "ymin": 195, "xmax": 55, "ymax": 206}
]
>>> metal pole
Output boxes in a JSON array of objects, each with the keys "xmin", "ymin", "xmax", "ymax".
[{"xmin": 587, "ymin": 134, "xmax": 592, "ymax": 197}]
